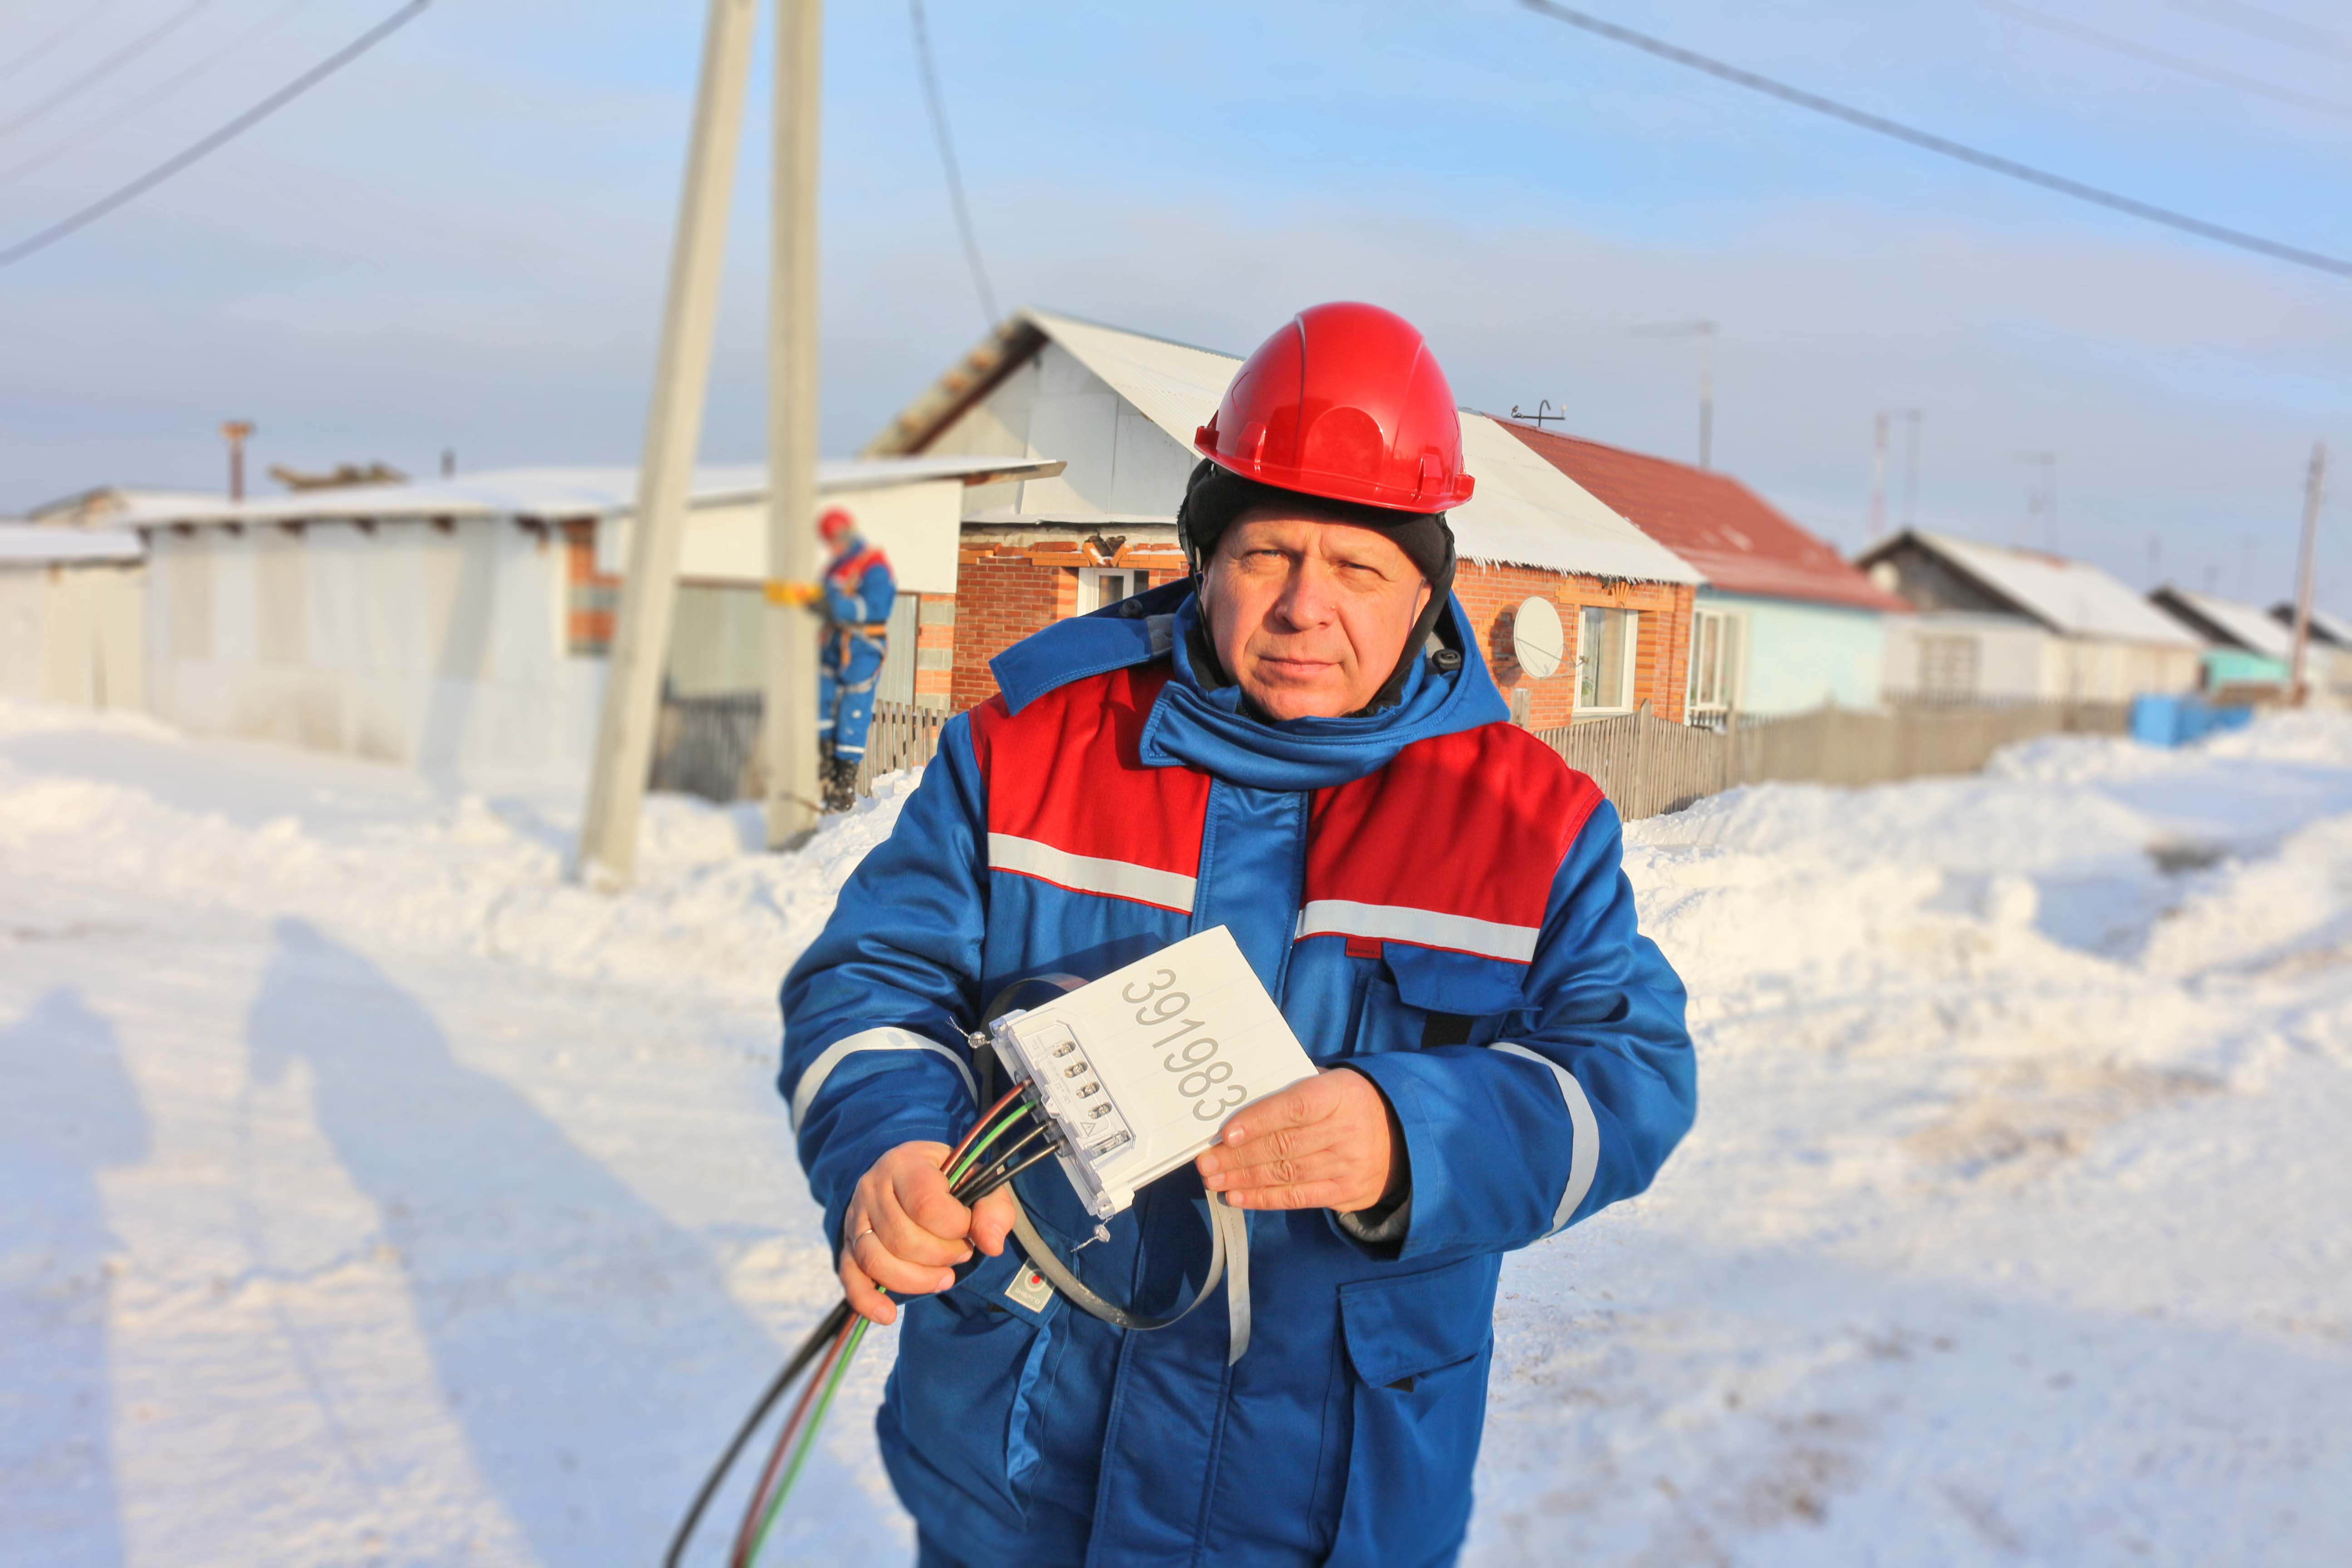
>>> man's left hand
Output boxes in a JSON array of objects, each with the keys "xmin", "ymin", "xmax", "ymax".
[{"xmin": 1196, "ymin": 1068, "xmax": 1403, "ymax": 1213}]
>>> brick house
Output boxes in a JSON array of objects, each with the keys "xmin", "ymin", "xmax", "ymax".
[
  {"xmin": 865, "ymin": 309, "xmax": 1701, "ymax": 725},
  {"xmin": 1502, "ymin": 422, "xmax": 1912, "ymax": 718}
]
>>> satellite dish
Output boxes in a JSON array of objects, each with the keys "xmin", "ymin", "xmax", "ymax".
[{"xmin": 1511, "ymin": 596, "xmax": 1564, "ymax": 680}]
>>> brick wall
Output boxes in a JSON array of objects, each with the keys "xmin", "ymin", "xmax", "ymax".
[
  {"xmin": 949, "ymin": 540, "xmax": 1186, "ymax": 712},
  {"xmin": 946, "ymin": 542, "xmax": 1694, "ymax": 725},
  {"xmin": 1453, "ymin": 563, "xmax": 1694, "ymax": 725}
]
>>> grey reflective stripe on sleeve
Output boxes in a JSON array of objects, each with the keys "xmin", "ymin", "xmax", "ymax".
[
  {"xmin": 788, "ymin": 1026, "xmax": 975, "ymax": 1131},
  {"xmin": 1490, "ymin": 1042, "xmax": 1601, "ymax": 1233}
]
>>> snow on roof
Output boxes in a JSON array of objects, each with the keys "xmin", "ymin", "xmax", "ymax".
[
  {"xmin": 1499, "ymin": 422, "xmax": 1907, "ymax": 612},
  {"xmin": 2151, "ymin": 587, "xmax": 2292, "ymax": 658},
  {"xmin": 107, "ymin": 456, "xmax": 1063, "ymax": 529},
  {"xmin": 0, "ymin": 522, "xmax": 144, "ymax": 564},
  {"xmin": 1019, "ymin": 309, "xmax": 1701, "ymax": 584},
  {"xmin": 2272, "ymin": 600, "xmax": 2352, "ymax": 647},
  {"xmin": 1867, "ymin": 529, "xmax": 2201, "ymax": 647}
]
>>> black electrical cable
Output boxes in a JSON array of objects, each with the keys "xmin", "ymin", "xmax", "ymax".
[
  {"xmin": 661, "ymin": 1299, "xmax": 852, "ymax": 1568},
  {"xmin": 666, "ymin": 1087, "xmax": 1044, "ymax": 1566},
  {"xmin": 960, "ymin": 1142, "xmax": 1063, "ymax": 1207},
  {"xmin": 1519, "ymin": 0, "xmax": 2352, "ymax": 281},
  {"xmin": 0, "ymin": 0, "xmax": 434, "ymax": 270},
  {"xmin": 952, "ymin": 1119, "xmax": 1052, "ymax": 1201},
  {"xmin": 908, "ymin": 0, "xmax": 999, "ymax": 327}
]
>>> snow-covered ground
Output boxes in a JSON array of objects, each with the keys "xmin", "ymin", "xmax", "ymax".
[{"xmin": 3, "ymin": 700, "xmax": 2347, "ymax": 1566}]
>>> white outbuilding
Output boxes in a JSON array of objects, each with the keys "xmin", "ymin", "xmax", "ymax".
[
  {"xmin": 115, "ymin": 456, "xmax": 1057, "ymax": 792},
  {"xmin": 0, "ymin": 522, "xmax": 146, "ymax": 713}
]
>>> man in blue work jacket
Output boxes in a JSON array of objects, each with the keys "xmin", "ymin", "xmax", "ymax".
[
  {"xmin": 781, "ymin": 304, "xmax": 1696, "ymax": 1566},
  {"xmin": 815, "ymin": 506, "xmax": 895, "ymax": 812}
]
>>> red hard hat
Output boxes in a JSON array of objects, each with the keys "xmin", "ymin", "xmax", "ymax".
[
  {"xmin": 816, "ymin": 506, "xmax": 855, "ymax": 542},
  {"xmin": 1194, "ymin": 302, "xmax": 1474, "ymax": 514}
]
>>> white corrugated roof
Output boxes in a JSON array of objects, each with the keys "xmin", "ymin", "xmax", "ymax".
[
  {"xmin": 1024, "ymin": 309, "xmax": 1702, "ymax": 584},
  {"xmin": 1907, "ymin": 531, "xmax": 2201, "ymax": 647},
  {"xmin": 110, "ymin": 456, "xmax": 1062, "ymax": 529},
  {"xmin": 0, "ymin": 523, "xmax": 144, "ymax": 564},
  {"xmin": 2158, "ymin": 588, "xmax": 2293, "ymax": 658},
  {"xmin": 2271, "ymin": 600, "xmax": 2352, "ymax": 647}
]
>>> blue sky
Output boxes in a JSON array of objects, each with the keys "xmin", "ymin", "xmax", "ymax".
[{"xmin": 3, "ymin": 0, "xmax": 2347, "ymax": 605}]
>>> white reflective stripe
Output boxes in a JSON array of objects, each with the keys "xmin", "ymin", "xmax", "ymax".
[
  {"xmin": 1294, "ymin": 898, "xmax": 1539, "ymax": 964},
  {"xmin": 987, "ymin": 833, "xmax": 1196, "ymax": 912},
  {"xmin": 1490, "ymin": 1042, "xmax": 1601, "ymax": 1233},
  {"xmin": 789, "ymin": 1026, "xmax": 975, "ymax": 1131}
]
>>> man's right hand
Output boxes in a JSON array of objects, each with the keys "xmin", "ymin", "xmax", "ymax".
[{"xmin": 839, "ymin": 1142, "xmax": 1019, "ymax": 1325}]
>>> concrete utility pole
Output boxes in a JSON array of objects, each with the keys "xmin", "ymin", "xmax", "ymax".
[
  {"xmin": 221, "ymin": 421, "xmax": 254, "ymax": 500},
  {"xmin": 2289, "ymin": 439, "xmax": 2328, "ymax": 705},
  {"xmin": 1631, "ymin": 320, "xmax": 1715, "ymax": 469},
  {"xmin": 577, "ymin": 0, "xmax": 758, "ymax": 889},
  {"xmin": 763, "ymin": 0, "xmax": 823, "ymax": 848}
]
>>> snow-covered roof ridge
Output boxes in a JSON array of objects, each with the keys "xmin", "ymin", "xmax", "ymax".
[
  {"xmin": 1019, "ymin": 309, "xmax": 1701, "ymax": 584},
  {"xmin": 102, "ymin": 456, "xmax": 1063, "ymax": 529},
  {"xmin": 0, "ymin": 522, "xmax": 144, "ymax": 564},
  {"xmin": 2151, "ymin": 586, "xmax": 2292, "ymax": 659},
  {"xmin": 1898, "ymin": 529, "xmax": 2201, "ymax": 647}
]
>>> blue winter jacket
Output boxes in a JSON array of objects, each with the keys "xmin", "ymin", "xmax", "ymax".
[{"xmin": 780, "ymin": 582, "xmax": 1695, "ymax": 1567}]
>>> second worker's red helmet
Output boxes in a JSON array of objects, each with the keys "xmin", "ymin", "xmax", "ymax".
[{"xmin": 1193, "ymin": 302, "xmax": 1475, "ymax": 515}]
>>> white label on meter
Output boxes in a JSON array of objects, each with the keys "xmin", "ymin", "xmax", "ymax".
[{"xmin": 988, "ymin": 926, "xmax": 1319, "ymax": 1220}]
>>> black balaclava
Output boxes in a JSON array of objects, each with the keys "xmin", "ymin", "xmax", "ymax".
[{"xmin": 1175, "ymin": 458, "xmax": 1458, "ymax": 714}]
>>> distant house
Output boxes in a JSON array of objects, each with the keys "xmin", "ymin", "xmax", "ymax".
[
  {"xmin": 2268, "ymin": 600, "xmax": 2352, "ymax": 694},
  {"xmin": 1499, "ymin": 424, "xmax": 1909, "ymax": 718},
  {"xmin": 2147, "ymin": 586, "xmax": 2292, "ymax": 689},
  {"xmin": 109, "ymin": 457, "xmax": 1055, "ymax": 790},
  {"xmin": 0, "ymin": 522, "xmax": 145, "ymax": 712},
  {"xmin": 1857, "ymin": 530, "xmax": 2202, "ymax": 702},
  {"xmin": 866, "ymin": 309, "xmax": 1705, "ymax": 725}
]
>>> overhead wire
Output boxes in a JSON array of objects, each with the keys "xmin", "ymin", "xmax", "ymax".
[
  {"xmin": 1977, "ymin": 0, "xmax": 2352, "ymax": 124},
  {"xmin": 1517, "ymin": 0, "xmax": 2352, "ymax": 280},
  {"xmin": 2164, "ymin": 0, "xmax": 2352, "ymax": 64},
  {"xmin": 0, "ymin": 0, "xmax": 434, "ymax": 270},
  {"xmin": 909, "ymin": 0, "xmax": 1000, "ymax": 327},
  {"xmin": 0, "ymin": 0, "xmax": 322, "ymax": 188},
  {"xmin": 0, "ymin": 0, "xmax": 222, "ymax": 142},
  {"xmin": 0, "ymin": 0, "xmax": 129, "ymax": 90}
]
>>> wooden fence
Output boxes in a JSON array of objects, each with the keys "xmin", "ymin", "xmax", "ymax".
[
  {"xmin": 650, "ymin": 695, "xmax": 949, "ymax": 804},
  {"xmin": 657, "ymin": 691, "xmax": 2131, "ymax": 822},
  {"xmin": 1533, "ymin": 694, "xmax": 2130, "ymax": 820}
]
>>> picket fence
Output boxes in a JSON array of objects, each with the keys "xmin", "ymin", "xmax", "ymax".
[{"xmin": 655, "ymin": 692, "xmax": 2130, "ymax": 822}]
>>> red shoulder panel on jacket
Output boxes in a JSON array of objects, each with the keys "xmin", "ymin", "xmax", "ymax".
[
  {"xmin": 1304, "ymin": 721, "xmax": 1605, "ymax": 933},
  {"xmin": 967, "ymin": 662, "xmax": 1210, "ymax": 879}
]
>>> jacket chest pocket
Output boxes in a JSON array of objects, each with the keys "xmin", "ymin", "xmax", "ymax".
[{"xmin": 1347, "ymin": 943, "xmax": 1530, "ymax": 1058}]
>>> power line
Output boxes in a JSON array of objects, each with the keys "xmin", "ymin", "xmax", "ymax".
[
  {"xmin": 0, "ymin": 0, "xmax": 221, "ymax": 143},
  {"xmin": 909, "ymin": 0, "xmax": 999, "ymax": 326},
  {"xmin": 1519, "ymin": 0, "xmax": 2352, "ymax": 281},
  {"xmin": 0, "ymin": 0, "xmax": 320, "ymax": 188},
  {"xmin": 2165, "ymin": 0, "xmax": 2352, "ymax": 64},
  {"xmin": 0, "ymin": 0, "xmax": 129, "ymax": 89},
  {"xmin": 1981, "ymin": 0, "xmax": 2352, "ymax": 123},
  {"xmin": 0, "ymin": 0, "xmax": 433, "ymax": 270}
]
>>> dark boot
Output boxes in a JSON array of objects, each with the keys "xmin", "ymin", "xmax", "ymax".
[{"xmin": 823, "ymin": 755, "xmax": 859, "ymax": 813}]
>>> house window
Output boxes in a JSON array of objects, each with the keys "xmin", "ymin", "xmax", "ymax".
[
  {"xmin": 1576, "ymin": 606, "xmax": 1641, "ymax": 712},
  {"xmin": 1917, "ymin": 634, "xmax": 1979, "ymax": 699},
  {"xmin": 1686, "ymin": 606, "xmax": 1744, "ymax": 715},
  {"xmin": 1077, "ymin": 566, "xmax": 1147, "ymax": 615}
]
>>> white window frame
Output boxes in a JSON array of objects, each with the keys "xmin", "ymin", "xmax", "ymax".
[
  {"xmin": 1075, "ymin": 566, "xmax": 1147, "ymax": 616},
  {"xmin": 1686, "ymin": 605, "xmax": 1746, "ymax": 716},
  {"xmin": 1574, "ymin": 605, "xmax": 1642, "ymax": 715}
]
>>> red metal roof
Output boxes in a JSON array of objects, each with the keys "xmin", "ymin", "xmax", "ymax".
[{"xmin": 1500, "ymin": 422, "xmax": 1910, "ymax": 613}]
